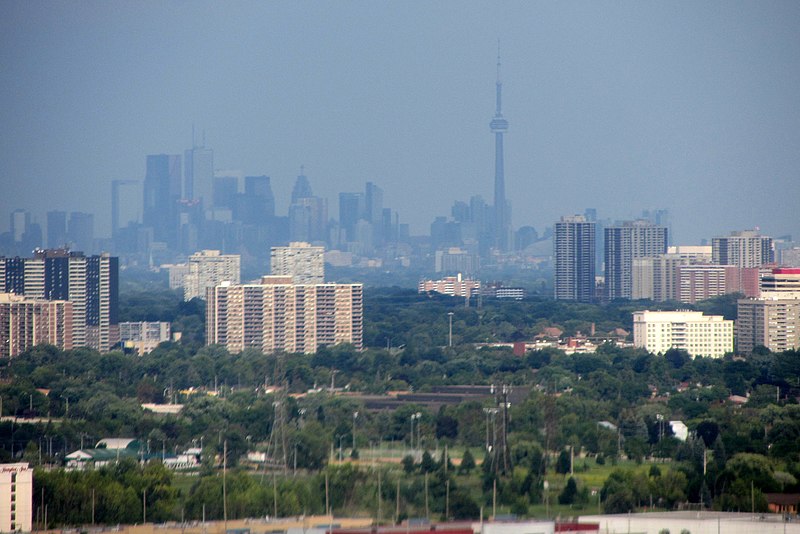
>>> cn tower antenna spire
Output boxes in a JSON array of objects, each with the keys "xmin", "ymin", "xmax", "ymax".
[{"xmin": 495, "ymin": 40, "xmax": 503, "ymax": 116}]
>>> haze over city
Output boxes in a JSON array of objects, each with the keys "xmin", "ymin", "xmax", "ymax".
[{"xmin": 2, "ymin": 1, "xmax": 800, "ymax": 243}]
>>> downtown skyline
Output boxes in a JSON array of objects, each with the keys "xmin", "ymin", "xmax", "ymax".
[{"xmin": 2, "ymin": 2, "xmax": 800, "ymax": 244}]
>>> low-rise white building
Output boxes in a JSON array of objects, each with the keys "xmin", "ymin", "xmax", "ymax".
[{"xmin": 633, "ymin": 310, "xmax": 733, "ymax": 358}]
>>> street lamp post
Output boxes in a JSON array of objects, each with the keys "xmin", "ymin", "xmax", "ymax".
[
  {"xmin": 410, "ymin": 412, "xmax": 422, "ymax": 453},
  {"xmin": 418, "ymin": 413, "xmax": 422, "ymax": 450},
  {"xmin": 352, "ymin": 411, "xmax": 359, "ymax": 452},
  {"xmin": 410, "ymin": 414, "xmax": 415, "ymax": 452},
  {"xmin": 448, "ymin": 312, "xmax": 454, "ymax": 347}
]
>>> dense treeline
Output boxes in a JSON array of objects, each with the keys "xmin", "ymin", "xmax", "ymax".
[{"xmin": 1, "ymin": 286, "xmax": 799, "ymax": 525}]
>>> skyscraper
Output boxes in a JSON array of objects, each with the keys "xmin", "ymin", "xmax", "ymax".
[
  {"xmin": 365, "ymin": 181, "xmax": 384, "ymax": 245},
  {"xmin": 604, "ymin": 220, "xmax": 668, "ymax": 300},
  {"xmin": 212, "ymin": 172, "xmax": 239, "ymax": 209},
  {"xmin": 490, "ymin": 51, "xmax": 510, "ymax": 252},
  {"xmin": 339, "ymin": 192, "xmax": 365, "ymax": 241},
  {"xmin": 10, "ymin": 209, "xmax": 29, "ymax": 243},
  {"xmin": 554, "ymin": 215, "xmax": 596, "ymax": 302},
  {"xmin": 244, "ymin": 175, "xmax": 276, "ymax": 221},
  {"xmin": 111, "ymin": 180, "xmax": 139, "ymax": 239},
  {"xmin": 142, "ymin": 154, "xmax": 182, "ymax": 248},
  {"xmin": 184, "ymin": 143, "xmax": 214, "ymax": 206},
  {"xmin": 67, "ymin": 211, "xmax": 94, "ymax": 254},
  {"xmin": 46, "ymin": 211, "xmax": 67, "ymax": 249},
  {"xmin": 291, "ymin": 169, "xmax": 314, "ymax": 204}
]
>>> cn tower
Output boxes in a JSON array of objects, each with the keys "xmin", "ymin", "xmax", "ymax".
[{"xmin": 490, "ymin": 48, "xmax": 510, "ymax": 252}]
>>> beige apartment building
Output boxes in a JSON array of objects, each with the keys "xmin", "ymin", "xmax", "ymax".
[
  {"xmin": 633, "ymin": 310, "xmax": 734, "ymax": 358},
  {"xmin": 736, "ymin": 268, "xmax": 800, "ymax": 353},
  {"xmin": 169, "ymin": 250, "xmax": 241, "ymax": 301},
  {"xmin": 0, "ymin": 293, "xmax": 73, "ymax": 358},
  {"xmin": 206, "ymin": 276, "xmax": 362, "ymax": 354},
  {"xmin": 418, "ymin": 274, "xmax": 481, "ymax": 298}
]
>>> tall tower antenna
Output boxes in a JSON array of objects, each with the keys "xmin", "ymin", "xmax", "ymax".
[{"xmin": 490, "ymin": 41, "xmax": 510, "ymax": 252}]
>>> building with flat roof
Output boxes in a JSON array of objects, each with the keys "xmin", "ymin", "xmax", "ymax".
[
  {"xmin": 171, "ymin": 250, "xmax": 240, "ymax": 301},
  {"xmin": 418, "ymin": 274, "xmax": 481, "ymax": 298},
  {"xmin": 271, "ymin": 242, "xmax": 325, "ymax": 284},
  {"xmin": 760, "ymin": 267, "xmax": 800, "ymax": 298},
  {"xmin": 0, "ymin": 463, "xmax": 32, "ymax": 533},
  {"xmin": 633, "ymin": 310, "xmax": 733, "ymax": 358},
  {"xmin": 0, "ymin": 249, "xmax": 117, "ymax": 352},
  {"xmin": 712, "ymin": 229, "xmax": 774, "ymax": 268},
  {"xmin": 554, "ymin": 215, "xmax": 595, "ymax": 302},
  {"xmin": 736, "ymin": 269, "xmax": 800, "ymax": 354},
  {"xmin": 0, "ymin": 293, "xmax": 73, "ymax": 358},
  {"xmin": 434, "ymin": 247, "xmax": 480, "ymax": 276},
  {"xmin": 207, "ymin": 277, "xmax": 362, "ymax": 354},
  {"xmin": 119, "ymin": 321, "xmax": 171, "ymax": 355},
  {"xmin": 605, "ymin": 220, "xmax": 667, "ymax": 300}
]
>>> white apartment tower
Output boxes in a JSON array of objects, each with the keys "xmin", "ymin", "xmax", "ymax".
[
  {"xmin": 182, "ymin": 250, "xmax": 240, "ymax": 301},
  {"xmin": 206, "ymin": 277, "xmax": 362, "ymax": 354},
  {"xmin": 270, "ymin": 242, "xmax": 325, "ymax": 284},
  {"xmin": 712, "ymin": 230, "xmax": 774, "ymax": 268},
  {"xmin": 633, "ymin": 310, "xmax": 734, "ymax": 358}
]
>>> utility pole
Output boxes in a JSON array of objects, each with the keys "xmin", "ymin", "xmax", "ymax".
[
  {"xmin": 425, "ymin": 473, "xmax": 429, "ymax": 520},
  {"xmin": 445, "ymin": 480, "xmax": 450, "ymax": 521},
  {"xmin": 223, "ymin": 440, "xmax": 227, "ymax": 532},
  {"xmin": 325, "ymin": 472, "xmax": 330, "ymax": 516},
  {"xmin": 377, "ymin": 469, "xmax": 382, "ymax": 525},
  {"xmin": 492, "ymin": 479, "xmax": 497, "ymax": 519},
  {"xmin": 352, "ymin": 411, "xmax": 359, "ymax": 452}
]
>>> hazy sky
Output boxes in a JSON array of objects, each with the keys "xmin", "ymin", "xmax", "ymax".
[{"xmin": 2, "ymin": 1, "xmax": 799, "ymax": 243}]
